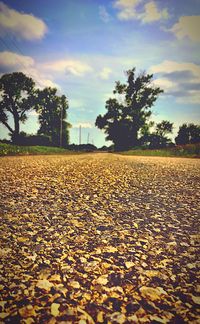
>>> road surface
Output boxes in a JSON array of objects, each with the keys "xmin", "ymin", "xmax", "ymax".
[{"xmin": 0, "ymin": 153, "xmax": 199, "ymax": 323}]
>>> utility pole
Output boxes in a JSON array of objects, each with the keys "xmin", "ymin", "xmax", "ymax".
[
  {"xmin": 87, "ymin": 132, "xmax": 90, "ymax": 144},
  {"xmin": 60, "ymin": 106, "xmax": 63, "ymax": 147},
  {"xmin": 79, "ymin": 125, "xmax": 82, "ymax": 145}
]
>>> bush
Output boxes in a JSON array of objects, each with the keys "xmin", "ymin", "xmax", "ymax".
[
  {"xmin": 12, "ymin": 132, "xmax": 52, "ymax": 146},
  {"xmin": 67, "ymin": 144, "xmax": 97, "ymax": 152}
]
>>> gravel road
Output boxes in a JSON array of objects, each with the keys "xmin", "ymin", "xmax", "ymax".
[{"xmin": 0, "ymin": 153, "xmax": 200, "ymax": 323}]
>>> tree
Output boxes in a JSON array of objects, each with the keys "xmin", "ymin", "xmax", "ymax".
[
  {"xmin": 35, "ymin": 87, "xmax": 70, "ymax": 147},
  {"xmin": 139, "ymin": 121, "xmax": 154, "ymax": 147},
  {"xmin": 95, "ymin": 68, "xmax": 163, "ymax": 150},
  {"xmin": 148, "ymin": 120, "xmax": 173, "ymax": 148},
  {"xmin": 0, "ymin": 72, "xmax": 35, "ymax": 143},
  {"xmin": 175, "ymin": 123, "xmax": 200, "ymax": 145},
  {"xmin": 189, "ymin": 124, "xmax": 200, "ymax": 144}
]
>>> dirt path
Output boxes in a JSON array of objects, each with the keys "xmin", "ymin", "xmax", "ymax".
[{"xmin": 0, "ymin": 154, "xmax": 199, "ymax": 323}]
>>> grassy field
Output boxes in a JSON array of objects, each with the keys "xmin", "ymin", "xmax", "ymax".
[
  {"xmin": 0, "ymin": 143, "xmax": 73, "ymax": 156},
  {"xmin": 120, "ymin": 143, "xmax": 200, "ymax": 158},
  {"xmin": 1, "ymin": 142, "xmax": 199, "ymax": 157}
]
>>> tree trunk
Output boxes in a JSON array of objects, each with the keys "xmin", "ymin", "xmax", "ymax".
[{"xmin": 12, "ymin": 113, "xmax": 20, "ymax": 144}]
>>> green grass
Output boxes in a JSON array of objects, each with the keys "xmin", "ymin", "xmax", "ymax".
[
  {"xmin": 1, "ymin": 142, "xmax": 200, "ymax": 158},
  {"xmin": 119, "ymin": 144, "xmax": 200, "ymax": 158},
  {"xmin": 0, "ymin": 143, "xmax": 75, "ymax": 156}
]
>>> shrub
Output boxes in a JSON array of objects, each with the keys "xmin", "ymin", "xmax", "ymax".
[{"xmin": 13, "ymin": 132, "xmax": 52, "ymax": 146}]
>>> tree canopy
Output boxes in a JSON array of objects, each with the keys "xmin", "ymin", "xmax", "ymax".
[
  {"xmin": 175, "ymin": 123, "xmax": 200, "ymax": 145},
  {"xmin": 35, "ymin": 87, "xmax": 70, "ymax": 147},
  {"xmin": 95, "ymin": 68, "xmax": 163, "ymax": 150},
  {"xmin": 0, "ymin": 72, "xmax": 35, "ymax": 143},
  {"xmin": 147, "ymin": 120, "xmax": 173, "ymax": 148}
]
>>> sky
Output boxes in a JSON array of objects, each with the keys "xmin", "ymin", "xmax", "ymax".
[{"xmin": 0, "ymin": 0, "xmax": 200, "ymax": 147}]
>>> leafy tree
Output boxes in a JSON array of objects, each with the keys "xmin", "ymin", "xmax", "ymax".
[
  {"xmin": 35, "ymin": 87, "xmax": 70, "ymax": 147},
  {"xmin": 189, "ymin": 124, "xmax": 200, "ymax": 144},
  {"xmin": 175, "ymin": 123, "xmax": 200, "ymax": 145},
  {"xmin": 144, "ymin": 120, "xmax": 173, "ymax": 148},
  {"xmin": 155, "ymin": 120, "xmax": 173, "ymax": 138},
  {"xmin": 95, "ymin": 68, "xmax": 163, "ymax": 150},
  {"xmin": 0, "ymin": 72, "xmax": 35, "ymax": 143},
  {"xmin": 175, "ymin": 124, "xmax": 189, "ymax": 145},
  {"xmin": 139, "ymin": 121, "xmax": 154, "ymax": 147}
]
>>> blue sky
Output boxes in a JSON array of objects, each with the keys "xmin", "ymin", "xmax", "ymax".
[{"xmin": 0, "ymin": 0, "xmax": 200, "ymax": 147}]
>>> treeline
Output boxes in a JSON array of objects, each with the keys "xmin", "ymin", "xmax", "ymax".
[
  {"xmin": 0, "ymin": 70, "xmax": 200, "ymax": 151},
  {"xmin": 95, "ymin": 68, "xmax": 200, "ymax": 151},
  {"xmin": 0, "ymin": 72, "xmax": 70, "ymax": 147}
]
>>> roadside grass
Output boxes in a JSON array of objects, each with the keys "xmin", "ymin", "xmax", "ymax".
[
  {"xmin": 1, "ymin": 142, "xmax": 200, "ymax": 158},
  {"xmin": 0, "ymin": 143, "xmax": 75, "ymax": 156},
  {"xmin": 119, "ymin": 144, "xmax": 200, "ymax": 158}
]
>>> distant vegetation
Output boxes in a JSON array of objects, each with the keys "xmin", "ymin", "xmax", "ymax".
[
  {"xmin": 0, "ymin": 142, "xmax": 199, "ymax": 158},
  {"xmin": 0, "ymin": 142, "xmax": 71, "ymax": 156},
  {"xmin": 95, "ymin": 67, "xmax": 200, "ymax": 151},
  {"xmin": 0, "ymin": 142, "xmax": 98, "ymax": 156},
  {"xmin": 0, "ymin": 72, "xmax": 70, "ymax": 147},
  {"xmin": 0, "ymin": 69, "xmax": 199, "ymax": 152},
  {"xmin": 119, "ymin": 143, "xmax": 200, "ymax": 158},
  {"xmin": 96, "ymin": 68, "xmax": 163, "ymax": 151}
]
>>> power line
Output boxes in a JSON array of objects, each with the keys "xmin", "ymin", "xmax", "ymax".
[
  {"xmin": 6, "ymin": 34, "xmax": 25, "ymax": 57},
  {"xmin": 0, "ymin": 36, "xmax": 44, "ymax": 89}
]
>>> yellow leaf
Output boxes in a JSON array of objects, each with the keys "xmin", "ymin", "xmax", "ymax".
[
  {"xmin": 186, "ymin": 263, "xmax": 196, "ymax": 269},
  {"xmin": 17, "ymin": 237, "xmax": 29, "ymax": 242},
  {"xmin": 93, "ymin": 275, "xmax": 108, "ymax": 285},
  {"xmin": 36, "ymin": 279, "xmax": 53, "ymax": 291},
  {"xmin": 191, "ymin": 295, "xmax": 200, "ymax": 305},
  {"xmin": 19, "ymin": 305, "xmax": 36, "ymax": 318},
  {"xmin": 144, "ymin": 270, "xmax": 160, "ymax": 278},
  {"xmin": 105, "ymin": 246, "xmax": 118, "ymax": 253},
  {"xmin": 71, "ymin": 219, "xmax": 82, "ymax": 227},
  {"xmin": 125, "ymin": 261, "xmax": 134, "ymax": 269},
  {"xmin": 97, "ymin": 311, "xmax": 104, "ymax": 323},
  {"xmin": 101, "ymin": 262, "xmax": 112, "ymax": 269},
  {"xmin": 77, "ymin": 307, "xmax": 95, "ymax": 324},
  {"xmin": 23, "ymin": 318, "xmax": 35, "ymax": 324},
  {"xmin": 51, "ymin": 303, "xmax": 60, "ymax": 317},
  {"xmin": 49, "ymin": 274, "xmax": 61, "ymax": 282},
  {"xmin": 140, "ymin": 286, "xmax": 167, "ymax": 301},
  {"xmin": 0, "ymin": 313, "xmax": 9, "ymax": 319},
  {"xmin": 83, "ymin": 292, "xmax": 91, "ymax": 301},
  {"xmin": 69, "ymin": 280, "xmax": 80, "ymax": 289},
  {"xmin": 133, "ymin": 223, "xmax": 138, "ymax": 229}
]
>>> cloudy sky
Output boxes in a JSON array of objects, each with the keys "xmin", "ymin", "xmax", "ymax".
[{"xmin": 0, "ymin": 0, "xmax": 200, "ymax": 147}]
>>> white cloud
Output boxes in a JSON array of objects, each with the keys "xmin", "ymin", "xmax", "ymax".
[
  {"xmin": 0, "ymin": 2, "xmax": 47, "ymax": 40},
  {"xmin": 177, "ymin": 91, "xmax": 200, "ymax": 104},
  {"xmin": 140, "ymin": 1, "xmax": 169, "ymax": 23},
  {"xmin": 69, "ymin": 99, "xmax": 89, "ymax": 111},
  {"xmin": 99, "ymin": 67, "xmax": 112, "ymax": 80},
  {"xmin": 43, "ymin": 59, "xmax": 93, "ymax": 76},
  {"xmin": 0, "ymin": 51, "xmax": 34, "ymax": 68},
  {"xmin": 150, "ymin": 60, "xmax": 200, "ymax": 80},
  {"xmin": 113, "ymin": 0, "xmax": 169, "ymax": 23},
  {"xmin": 169, "ymin": 16, "xmax": 200, "ymax": 42},
  {"xmin": 24, "ymin": 66, "xmax": 61, "ymax": 90},
  {"xmin": 99, "ymin": 5, "xmax": 111, "ymax": 23},
  {"xmin": 73, "ymin": 122, "xmax": 93, "ymax": 129},
  {"xmin": 150, "ymin": 60, "xmax": 200, "ymax": 104},
  {"xmin": 152, "ymin": 78, "xmax": 176, "ymax": 91},
  {"xmin": 0, "ymin": 50, "xmax": 60, "ymax": 90},
  {"xmin": 113, "ymin": 0, "xmax": 141, "ymax": 20}
]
